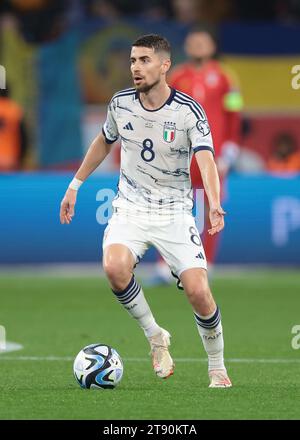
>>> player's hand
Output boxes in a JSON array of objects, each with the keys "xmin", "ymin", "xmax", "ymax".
[
  {"xmin": 60, "ymin": 188, "xmax": 77, "ymax": 224},
  {"xmin": 208, "ymin": 206, "xmax": 226, "ymax": 235}
]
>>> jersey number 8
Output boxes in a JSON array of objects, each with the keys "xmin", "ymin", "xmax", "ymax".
[{"xmin": 141, "ymin": 138, "xmax": 155, "ymax": 162}]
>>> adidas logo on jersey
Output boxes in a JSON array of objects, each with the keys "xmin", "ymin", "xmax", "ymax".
[{"xmin": 123, "ymin": 122, "xmax": 133, "ymax": 130}]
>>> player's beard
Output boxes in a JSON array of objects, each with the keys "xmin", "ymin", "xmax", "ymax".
[{"xmin": 135, "ymin": 78, "xmax": 160, "ymax": 93}]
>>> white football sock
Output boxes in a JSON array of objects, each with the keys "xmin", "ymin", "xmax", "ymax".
[
  {"xmin": 112, "ymin": 276, "xmax": 161, "ymax": 338},
  {"xmin": 194, "ymin": 306, "xmax": 225, "ymax": 371}
]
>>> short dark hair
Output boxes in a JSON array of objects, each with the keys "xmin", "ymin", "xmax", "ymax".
[{"xmin": 132, "ymin": 34, "xmax": 171, "ymax": 57}]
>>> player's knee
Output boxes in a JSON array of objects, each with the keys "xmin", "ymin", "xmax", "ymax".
[
  {"xmin": 189, "ymin": 285, "xmax": 210, "ymax": 302},
  {"xmin": 103, "ymin": 258, "xmax": 131, "ymax": 287},
  {"xmin": 186, "ymin": 282, "xmax": 211, "ymax": 308}
]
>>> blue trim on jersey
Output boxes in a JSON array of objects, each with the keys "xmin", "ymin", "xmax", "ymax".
[
  {"xmin": 137, "ymin": 87, "xmax": 176, "ymax": 112},
  {"xmin": 111, "ymin": 89, "xmax": 137, "ymax": 104},
  {"xmin": 113, "ymin": 88, "xmax": 136, "ymax": 98},
  {"xmin": 193, "ymin": 145, "xmax": 215, "ymax": 155},
  {"xmin": 174, "ymin": 93, "xmax": 205, "ymax": 120},
  {"xmin": 174, "ymin": 97, "xmax": 200, "ymax": 120},
  {"xmin": 112, "ymin": 92, "xmax": 136, "ymax": 102},
  {"xmin": 102, "ymin": 127, "xmax": 118, "ymax": 144},
  {"xmin": 175, "ymin": 90, "xmax": 206, "ymax": 119}
]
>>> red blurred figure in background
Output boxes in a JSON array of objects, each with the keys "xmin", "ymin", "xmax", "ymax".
[
  {"xmin": 152, "ymin": 27, "xmax": 243, "ymax": 283},
  {"xmin": 0, "ymin": 86, "xmax": 27, "ymax": 171}
]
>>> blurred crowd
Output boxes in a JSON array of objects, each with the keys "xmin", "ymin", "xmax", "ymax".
[
  {"xmin": 1, "ymin": 0, "xmax": 300, "ymax": 174},
  {"xmin": 0, "ymin": 0, "xmax": 300, "ymax": 43}
]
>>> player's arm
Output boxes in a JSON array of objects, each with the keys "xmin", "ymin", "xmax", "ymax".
[
  {"xmin": 60, "ymin": 133, "xmax": 114, "ymax": 225},
  {"xmin": 75, "ymin": 132, "xmax": 113, "ymax": 181},
  {"xmin": 195, "ymin": 150, "xmax": 226, "ymax": 235},
  {"xmin": 60, "ymin": 96, "xmax": 119, "ymax": 225},
  {"xmin": 187, "ymin": 106, "xmax": 225, "ymax": 236}
]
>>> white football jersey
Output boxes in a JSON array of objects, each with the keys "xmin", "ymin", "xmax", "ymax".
[{"xmin": 102, "ymin": 87, "xmax": 214, "ymax": 216}]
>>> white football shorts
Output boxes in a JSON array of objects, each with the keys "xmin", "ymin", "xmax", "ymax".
[{"xmin": 102, "ymin": 208, "xmax": 207, "ymax": 279}]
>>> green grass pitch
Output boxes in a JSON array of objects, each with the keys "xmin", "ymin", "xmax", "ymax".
[{"xmin": 0, "ymin": 270, "xmax": 299, "ymax": 420}]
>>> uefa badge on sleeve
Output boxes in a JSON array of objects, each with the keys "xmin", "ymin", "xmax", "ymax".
[
  {"xmin": 163, "ymin": 122, "xmax": 176, "ymax": 143},
  {"xmin": 196, "ymin": 119, "xmax": 210, "ymax": 136}
]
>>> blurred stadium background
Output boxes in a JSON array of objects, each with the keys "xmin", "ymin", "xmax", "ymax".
[
  {"xmin": 0, "ymin": 0, "xmax": 300, "ymax": 420},
  {"xmin": 1, "ymin": 0, "xmax": 300, "ymax": 266}
]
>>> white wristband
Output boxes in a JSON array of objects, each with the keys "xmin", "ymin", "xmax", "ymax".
[{"xmin": 69, "ymin": 177, "xmax": 83, "ymax": 191}]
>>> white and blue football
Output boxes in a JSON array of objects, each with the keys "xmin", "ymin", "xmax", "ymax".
[{"xmin": 73, "ymin": 344, "xmax": 123, "ymax": 389}]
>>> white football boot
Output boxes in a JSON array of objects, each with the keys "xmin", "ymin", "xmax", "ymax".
[
  {"xmin": 148, "ymin": 328, "xmax": 174, "ymax": 379},
  {"xmin": 209, "ymin": 369, "xmax": 232, "ymax": 388}
]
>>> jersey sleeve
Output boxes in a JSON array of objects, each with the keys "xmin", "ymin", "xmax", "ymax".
[
  {"xmin": 185, "ymin": 108, "xmax": 215, "ymax": 156},
  {"xmin": 102, "ymin": 99, "xmax": 119, "ymax": 144}
]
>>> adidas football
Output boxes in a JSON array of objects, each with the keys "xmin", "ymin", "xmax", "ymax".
[{"xmin": 73, "ymin": 343, "xmax": 123, "ymax": 389}]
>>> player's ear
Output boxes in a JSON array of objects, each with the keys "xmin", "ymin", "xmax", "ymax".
[{"xmin": 161, "ymin": 59, "xmax": 171, "ymax": 74}]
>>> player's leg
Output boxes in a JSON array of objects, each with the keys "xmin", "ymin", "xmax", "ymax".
[
  {"xmin": 152, "ymin": 216, "xmax": 231, "ymax": 387},
  {"xmin": 180, "ymin": 268, "xmax": 231, "ymax": 387},
  {"xmin": 103, "ymin": 243, "xmax": 134, "ymax": 291},
  {"xmin": 102, "ymin": 216, "xmax": 174, "ymax": 378},
  {"xmin": 103, "ymin": 243, "xmax": 161, "ymax": 338}
]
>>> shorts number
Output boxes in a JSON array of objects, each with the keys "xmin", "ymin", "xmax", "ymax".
[
  {"xmin": 141, "ymin": 138, "xmax": 155, "ymax": 162},
  {"xmin": 189, "ymin": 226, "xmax": 201, "ymax": 246}
]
